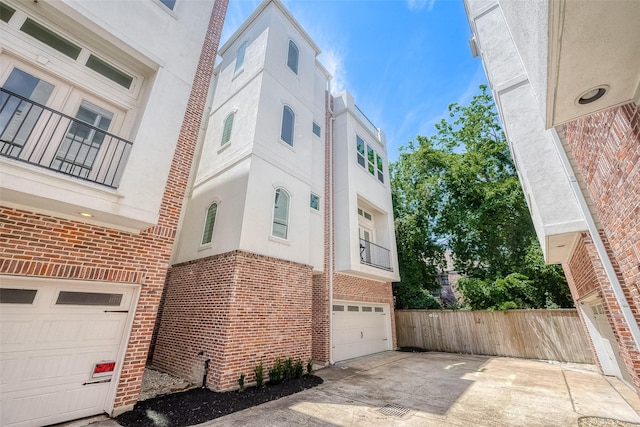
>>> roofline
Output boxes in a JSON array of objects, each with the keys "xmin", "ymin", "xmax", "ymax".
[{"xmin": 219, "ymin": 0, "xmax": 322, "ymax": 56}]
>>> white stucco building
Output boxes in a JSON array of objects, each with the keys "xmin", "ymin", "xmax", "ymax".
[
  {"xmin": 151, "ymin": 0, "xmax": 400, "ymax": 391},
  {"xmin": 464, "ymin": 0, "xmax": 640, "ymax": 394},
  {"xmin": 0, "ymin": 0, "xmax": 227, "ymax": 424}
]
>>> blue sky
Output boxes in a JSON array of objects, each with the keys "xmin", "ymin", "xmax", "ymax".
[{"xmin": 221, "ymin": 0, "xmax": 488, "ymax": 162}]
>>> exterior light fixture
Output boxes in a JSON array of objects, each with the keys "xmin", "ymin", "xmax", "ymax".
[
  {"xmin": 79, "ymin": 212, "xmax": 93, "ymax": 217},
  {"xmin": 577, "ymin": 86, "xmax": 607, "ymax": 105}
]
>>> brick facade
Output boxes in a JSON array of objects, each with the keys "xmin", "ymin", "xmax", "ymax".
[
  {"xmin": 152, "ymin": 250, "xmax": 313, "ymax": 391},
  {"xmin": 0, "ymin": 0, "xmax": 228, "ymax": 412},
  {"xmin": 563, "ymin": 103, "xmax": 640, "ymax": 392}
]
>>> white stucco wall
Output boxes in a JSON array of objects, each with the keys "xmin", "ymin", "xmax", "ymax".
[
  {"xmin": 0, "ymin": 0, "xmax": 216, "ymax": 232},
  {"xmin": 332, "ymin": 92, "xmax": 400, "ymax": 282},
  {"xmin": 465, "ymin": 0, "xmax": 587, "ymax": 263}
]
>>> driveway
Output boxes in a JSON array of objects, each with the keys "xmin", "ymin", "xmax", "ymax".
[{"xmin": 199, "ymin": 351, "xmax": 640, "ymax": 426}]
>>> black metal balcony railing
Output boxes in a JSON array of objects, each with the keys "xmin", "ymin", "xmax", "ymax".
[
  {"xmin": 359, "ymin": 238, "xmax": 392, "ymax": 271},
  {"xmin": 0, "ymin": 88, "xmax": 132, "ymax": 188}
]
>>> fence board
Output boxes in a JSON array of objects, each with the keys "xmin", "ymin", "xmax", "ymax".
[{"xmin": 395, "ymin": 309, "xmax": 594, "ymax": 363}]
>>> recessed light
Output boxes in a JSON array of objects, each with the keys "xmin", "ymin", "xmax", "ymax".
[
  {"xmin": 577, "ymin": 86, "xmax": 607, "ymax": 105},
  {"xmin": 79, "ymin": 212, "xmax": 93, "ymax": 217}
]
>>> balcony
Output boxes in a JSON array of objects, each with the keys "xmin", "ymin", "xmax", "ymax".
[
  {"xmin": 359, "ymin": 238, "xmax": 392, "ymax": 271},
  {"xmin": 0, "ymin": 88, "xmax": 132, "ymax": 189}
]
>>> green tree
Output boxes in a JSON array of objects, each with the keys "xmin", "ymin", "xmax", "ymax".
[{"xmin": 391, "ymin": 85, "xmax": 572, "ymax": 309}]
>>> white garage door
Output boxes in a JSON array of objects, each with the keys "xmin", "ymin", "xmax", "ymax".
[
  {"xmin": 0, "ymin": 280, "xmax": 136, "ymax": 427},
  {"xmin": 332, "ymin": 301, "xmax": 391, "ymax": 362}
]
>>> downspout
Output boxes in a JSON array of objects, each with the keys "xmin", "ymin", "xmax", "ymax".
[
  {"xmin": 550, "ymin": 128, "xmax": 640, "ymax": 352},
  {"xmin": 327, "ymin": 78, "xmax": 335, "ymax": 365}
]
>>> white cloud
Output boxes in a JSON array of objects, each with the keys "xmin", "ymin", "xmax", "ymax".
[
  {"xmin": 407, "ymin": 0, "xmax": 436, "ymax": 12},
  {"xmin": 319, "ymin": 49, "xmax": 347, "ymax": 95}
]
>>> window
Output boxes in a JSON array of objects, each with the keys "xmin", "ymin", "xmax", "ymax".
[
  {"xmin": 159, "ymin": 0, "xmax": 176, "ymax": 10},
  {"xmin": 356, "ymin": 135, "xmax": 384, "ymax": 183},
  {"xmin": 287, "ymin": 40, "xmax": 299, "ymax": 74},
  {"xmin": 348, "ymin": 305, "xmax": 359, "ymax": 312},
  {"xmin": 358, "ymin": 208, "xmax": 372, "ymax": 221},
  {"xmin": 0, "ymin": 2, "xmax": 15, "ymax": 23},
  {"xmin": 221, "ymin": 113, "xmax": 234, "ymax": 146},
  {"xmin": 20, "ymin": 18, "xmax": 81, "ymax": 60},
  {"xmin": 235, "ymin": 42, "xmax": 247, "ymax": 74},
  {"xmin": 362, "ymin": 306, "xmax": 373, "ymax": 312},
  {"xmin": 201, "ymin": 202, "xmax": 218, "ymax": 245},
  {"xmin": 332, "ymin": 305, "xmax": 344, "ymax": 311},
  {"xmin": 356, "ymin": 135, "xmax": 366, "ymax": 167},
  {"xmin": 272, "ymin": 188, "xmax": 289, "ymax": 239},
  {"xmin": 374, "ymin": 307, "xmax": 384, "ymax": 313},
  {"xmin": 51, "ymin": 100, "xmax": 114, "ymax": 178},
  {"xmin": 312, "ymin": 121, "xmax": 321, "ymax": 137},
  {"xmin": 56, "ymin": 291, "xmax": 122, "ymax": 306},
  {"xmin": 310, "ymin": 193, "xmax": 320, "ymax": 211},
  {"xmin": 1, "ymin": 68, "xmax": 55, "ymax": 156},
  {"xmin": 86, "ymin": 55, "xmax": 133, "ymax": 89},
  {"xmin": 0, "ymin": 288, "xmax": 37, "ymax": 304},
  {"xmin": 280, "ymin": 105, "xmax": 294, "ymax": 146}
]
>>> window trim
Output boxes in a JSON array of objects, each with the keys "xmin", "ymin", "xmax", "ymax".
[
  {"xmin": 271, "ymin": 187, "xmax": 290, "ymax": 240},
  {"xmin": 280, "ymin": 105, "xmax": 295, "ymax": 147},
  {"xmin": 287, "ymin": 39, "xmax": 299, "ymax": 75},
  {"xmin": 200, "ymin": 201, "xmax": 218, "ymax": 246}
]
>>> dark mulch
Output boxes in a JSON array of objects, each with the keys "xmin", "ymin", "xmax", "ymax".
[
  {"xmin": 397, "ymin": 347, "xmax": 428, "ymax": 353},
  {"xmin": 115, "ymin": 375, "xmax": 323, "ymax": 427}
]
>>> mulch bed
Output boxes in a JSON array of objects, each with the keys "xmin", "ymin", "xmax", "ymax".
[{"xmin": 115, "ymin": 375, "xmax": 323, "ymax": 427}]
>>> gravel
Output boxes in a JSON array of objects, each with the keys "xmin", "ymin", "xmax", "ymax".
[
  {"xmin": 578, "ymin": 417, "xmax": 640, "ymax": 427},
  {"xmin": 138, "ymin": 368, "xmax": 192, "ymax": 401}
]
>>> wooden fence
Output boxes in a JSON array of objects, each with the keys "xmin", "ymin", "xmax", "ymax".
[{"xmin": 395, "ymin": 309, "xmax": 594, "ymax": 363}]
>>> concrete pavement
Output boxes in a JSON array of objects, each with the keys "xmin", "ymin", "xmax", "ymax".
[{"xmin": 198, "ymin": 351, "xmax": 640, "ymax": 427}]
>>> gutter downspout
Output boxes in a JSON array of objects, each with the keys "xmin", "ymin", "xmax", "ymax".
[
  {"xmin": 550, "ymin": 128, "xmax": 640, "ymax": 352},
  {"xmin": 327, "ymin": 78, "xmax": 335, "ymax": 365}
]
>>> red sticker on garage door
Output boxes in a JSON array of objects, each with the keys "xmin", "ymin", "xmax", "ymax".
[{"xmin": 92, "ymin": 361, "xmax": 115, "ymax": 378}]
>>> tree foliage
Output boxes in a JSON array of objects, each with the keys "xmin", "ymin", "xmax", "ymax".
[{"xmin": 391, "ymin": 85, "xmax": 572, "ymax": 310}]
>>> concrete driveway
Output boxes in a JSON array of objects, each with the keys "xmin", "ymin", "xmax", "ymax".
[{"xmin": 199, "ymin": 351, "xmax": 640, "ymax": 427}]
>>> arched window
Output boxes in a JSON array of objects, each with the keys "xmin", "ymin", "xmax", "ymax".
[
  {"xmin": 272, "ymin": 188, "xmax": 290, "ymax": 239},
  {"xmin": 287, "ymin": 40, "xmax": 299, "ymax": 74},
  {"xmin": 280, "ymin": 106, "xmax": 294, "ymax": 146},
  {"xmin": 201, "ymin": 202, "xmax": 218, "ymax": 245},
  {"xmin": 221, "ymin": 112, "xmax": 234, "ymax": 146}
]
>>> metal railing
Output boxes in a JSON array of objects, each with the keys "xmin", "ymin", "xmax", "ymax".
[
  {"xmin": 354, "ymin": 104, "xmax": 380, "ymax": 141},
  {"xmin": 0, "ymin": 88, "xmax": 133, "ymax": 188},
  {"xmin": 359, "ymin": 238, "xmax": 392, "ymax": 271}
]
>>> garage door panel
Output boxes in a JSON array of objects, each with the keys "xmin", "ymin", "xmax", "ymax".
[
  {"xmin": 1, "ymin": 281, "xmax": 135, "ymax": 427},
  {"xmin": 332, "ymin": 301, "xmax": 391, "ymax": 362}
]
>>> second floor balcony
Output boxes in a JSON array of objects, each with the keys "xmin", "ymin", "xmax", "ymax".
[
  {"xmin": 0, "ymin": 88, "xmax": 133, "ymax": 189},
  {"xmin": 359, "ymin": 238, "xmax": 392, "ymax": 271}
]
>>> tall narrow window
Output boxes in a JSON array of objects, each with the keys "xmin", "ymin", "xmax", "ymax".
[
  {"xmin": 201, "ymin": 202, "xmax": 218, "ymax": 245},
  {"xmin": 235, "ymin": 42, "xmax": 247, "ymax": 74},
  {"xmin": 272, "ymin": 188, "xmax": 289, "ymax": 239},
  {"xmin": 356, "ymin": 135, "xmax": 366, "ymax": 167},
  {"xmin": 281, "ymin": 106, "xmax": 294, "ymax": 146},
  {"xmin": 287, "ymin": 40, "xmax": 299, "ymax": 74},
  {"xmin": 221, "ymin": 112, "xmax": 234, "ymax": 146}
]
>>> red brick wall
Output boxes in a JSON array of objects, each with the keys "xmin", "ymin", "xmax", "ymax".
[
  {"xmin": 152, "ymin": 250, "xmax": 313, "ymax": 391},
  {"xmin": 0, "ymin": 0, "xmax": 228, "ymax": 412},
  {"xmin": 333, "ymin": 273, "xmax": 397, "ymax": 349},
  {"xmin": 564, "ymin": 103, "xmax": 640, "ymax": 393}
]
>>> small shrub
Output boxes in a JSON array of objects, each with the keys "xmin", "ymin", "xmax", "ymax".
[
  {"xmin": 283, "ymin": 358, "xmax": 294, "ymax": 380},
  {"xmin": 306, "ymin": 359, "xmax": 313, "ymax": 375},
  {"xmin": 268, "ymin": 358, "xmax": 283, "ymax": 384},
  {"xmin": 254, "ymin": 362, "xmax": 264, "ymax": 388},
  {"xmin": 293, "ymin": 360, "xmax": 304, "ymax": 378},
  {"xmin": 238, "ymin": 373, "xmax": 245, "ymax": 391}
]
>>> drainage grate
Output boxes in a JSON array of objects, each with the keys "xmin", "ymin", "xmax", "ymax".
[{"xmin": 377, "ymin": 404, "xmax": 411, "ymax": 418}]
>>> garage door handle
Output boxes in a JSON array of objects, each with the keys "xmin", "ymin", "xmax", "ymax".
[
  {"xmin": 104, "ymin": 310, "xmax": 129, "ymax": 313},
  {"xmin": 83, "ymin": 379, "xmax": 112, "ymax": 385}
]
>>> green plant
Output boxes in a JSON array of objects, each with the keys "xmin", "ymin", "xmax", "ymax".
[
  {"xmin": 254, "ymin": 362, "xmax": 264, "ymax": 388},
  {"xmin": 283, "ymin": 358, "xmax": 294, "ymax": 380},
  {"xmin": 268, "ymin": 358, "xmax": 283, "ymax": 384},
  {"xmin": 306, "ymin": 359, "xmax": 313, "ymax": 375},
  {"xmin": 238, "ymin": 373, "xmax": 245, "ymax": 391},
  {"xmin": 293, "ymin": 360, "xmax": 304, "ymax": 378}
]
